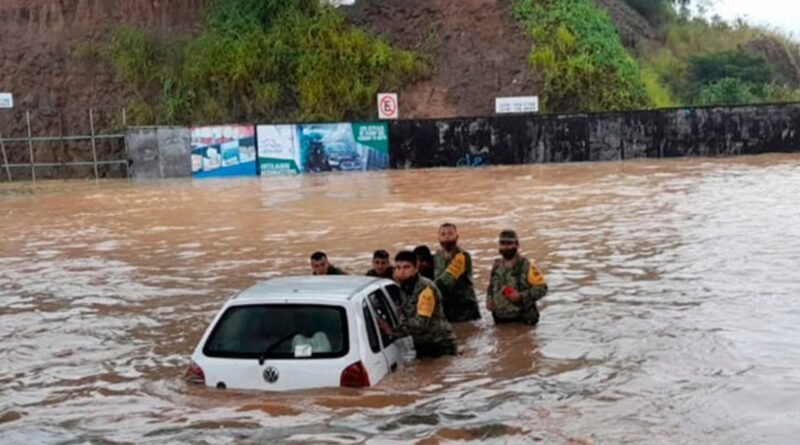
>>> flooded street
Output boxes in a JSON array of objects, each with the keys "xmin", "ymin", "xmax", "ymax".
[{"xmin": 2, "ymin": 155, "xmax": 800, "ymax": 444}]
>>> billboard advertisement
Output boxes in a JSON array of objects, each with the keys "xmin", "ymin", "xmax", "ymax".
[
  {"xmin": 256, "ymin": 124, "xmax": 302, "ymax": 175},
  {"xmin": 190, "ymin": 125, "xmax": 257, "ymax": 178},
  {"xmin": 256, "ymin": 122, "xmax": 389, "ymax": 175}
]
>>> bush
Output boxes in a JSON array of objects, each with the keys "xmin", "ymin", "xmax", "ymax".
[
  {"xmin": 94, "ymin": 1, "xmax": 428, "ymax": 125},
  {"xmin": 697, "ymin": 77, "xmax": 757, "ymax": 105},
  {"xmin": 639, "ymin": 15, "xmax": 800, "ymax": 106},
  {"xmin": 762, "ymin": 83, "xmax": 800, "ymax": 102},
  {"xmin": 514, "ymin": 0, "xmax": 653, "ymax": 112},
  {"xmin": 689, "ymin": 49, "xmax": 773, "ymax": 89},
  {"xmin": 641, "ymin": 66, "xmax": 676, "ymax": 107}
]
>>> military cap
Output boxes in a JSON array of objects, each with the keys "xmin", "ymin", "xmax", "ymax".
[{"xmin": 499, "ymin": 230, "xmax": 518, "ymax": 242}]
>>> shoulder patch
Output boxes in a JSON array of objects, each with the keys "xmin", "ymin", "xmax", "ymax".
[
  {"xmin": 446, "ymin": 253, "xmax": 466, "ymax": 279},
  {"xmin": 417, "ymin": 286, "xmax": 436, "ymax": 318},
  {"xmin": 527, "ymin": 263, "xmax": 546, "ymax": 286}
]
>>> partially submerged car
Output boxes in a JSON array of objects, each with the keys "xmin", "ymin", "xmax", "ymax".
[{"xmin": 186, "ymin": 276, "xmax": 414, "ymax": 391}]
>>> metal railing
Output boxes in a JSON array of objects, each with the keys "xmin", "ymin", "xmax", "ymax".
[{"xmin": 0, "ymin": 108, "xmax": 129, "ymax": 183}]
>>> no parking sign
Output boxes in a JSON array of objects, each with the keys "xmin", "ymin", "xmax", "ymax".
[{"xmin": 377, "ymin": 93, "xmax": 398, "ymax": 120}]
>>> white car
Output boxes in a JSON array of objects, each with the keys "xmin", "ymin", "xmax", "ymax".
[{"xmin": 185, "ymin": 276, "xmax": 415, "ymax": 391}]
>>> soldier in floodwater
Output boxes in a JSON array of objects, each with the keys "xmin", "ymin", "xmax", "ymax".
[
  {"xmin": 391, "ymin": 250, "xmax": 457, "ymax": 358},
  {"xmin": 433, "ymin": 223, "xmax": 481, "ymax": 322},
  {"xmin": 486, "ymin": 230, "xmax": 548, "ymax": 325},
  {"xmin": 310, "ymin": 251, "xmax": 347, "ymax": 275},
  {"xmin": 366, "ymin": 249, "xmax": 394, "ymax": 279}
]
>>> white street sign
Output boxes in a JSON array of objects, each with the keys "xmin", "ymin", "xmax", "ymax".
[
  {"xmin": 0, "ymin": 93, "xmax": 13, "ymax": 109},
  {"xmin": 496, "ymin": 96, "xmax": 538, "ymax": 114}
]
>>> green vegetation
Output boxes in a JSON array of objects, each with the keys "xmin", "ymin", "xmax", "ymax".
[
  {"xmin": 90, "ymin": 0, "xmax": 428, "ymax": 125},
  {"xmin": 92, "ymin": 0, "xmax": 800, "ymax": 121},
  {"xmin": 690, "ymin": 50, "xmax": 774, "ymax": 88},
  {"xmin": 621, "ymin": 0, "xmax": 671, "ymax": 25},
  {"xmin": 695, "ymin": 77, "xmax": 756, "ymax": 105},
  {"xmin": 514, "ymin": 0, "xmax": 800, "ymax": 111},
  {"xmin": 513, "ymin": 0, "xmax": 653, "ymax": 113},
  {"xmin": 621, "ymin": 0, "xmax": 688, "ymax": 24},
  {"xmin": 639, "ymin": 14, "xmax": 800, "ymax": 106}
]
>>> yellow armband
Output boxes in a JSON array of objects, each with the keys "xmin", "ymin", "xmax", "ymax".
[
  {"xmin": 528, "ymin": 263, "xmax": 546, "ymax": 286},
  {"xmin": 417, "ymin": 287, "xmax": 436, "ymax": 318},
  {"xmin": 445, "ymin": 253, "xmax": 466, "ymax": 279}
]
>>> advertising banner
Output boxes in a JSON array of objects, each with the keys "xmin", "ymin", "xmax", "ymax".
[
  {"xmin": 257, "ymin": 122, "xmax": 389, "ymax": 175},
  {"xmin": 190, "ymin": 125, "xmax": 257, "ymax": 178},
  {"xmin": 256, "ymin": 124, "xmax": 302, "ymax": 175}
]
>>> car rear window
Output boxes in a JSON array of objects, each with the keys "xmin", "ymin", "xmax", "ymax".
[{"xmin": 203, "ymin": 304, "xmax": 348, "ymax": 359}]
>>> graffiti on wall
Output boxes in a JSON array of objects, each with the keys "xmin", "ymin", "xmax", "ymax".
[{"xmin": 389, "ymin": 104, "xmax": 800, "ymax": 168}]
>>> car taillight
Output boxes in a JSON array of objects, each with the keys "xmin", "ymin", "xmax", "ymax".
[
  {"xmin": 185, "ymin": 360, "xmax": 205, "ymax": 385},
  {"xmin": 340, "ymin": 361, "xmax": 371, "ymax": 388}
]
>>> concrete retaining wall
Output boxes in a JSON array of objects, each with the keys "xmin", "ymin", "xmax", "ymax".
[
  {"xmin": 126, "ymin": 127, "xmax": 191, "ymax": 180},
  {"xmin": 123, "ymin": 103, "xmax": 800, "ymax": 179},
  {"xmin": 388, "ymin": 103, "xmax": 800, "ymax": 168}
]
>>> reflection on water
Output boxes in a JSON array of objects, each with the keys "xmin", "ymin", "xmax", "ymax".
[{"xmin": 1, "ymin": 155, "xmax": 800, "ymax": 444}]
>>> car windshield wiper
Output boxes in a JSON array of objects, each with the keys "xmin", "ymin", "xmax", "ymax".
[{"xmin": 258, "ymin": 330, "xmax": 299, "ymax": 365}]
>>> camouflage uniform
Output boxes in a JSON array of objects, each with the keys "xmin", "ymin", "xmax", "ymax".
[
  {"xmin": 434, "ymin": 248, "xmax": 481, "ymax": 322},
  {"xmin": 397, "ymin": 275, "xmax": 457, "ymax": 358},
  {"xmin": 366, "ymin": 266, "xmax": 394, "ymax": 279},
  {"xmin": 487, "ymin": 255, "xmax": 548, "ymax": 325},
  {"xmin": 327, "ymin": 265, "xmax": 347, "ymax": 275}
]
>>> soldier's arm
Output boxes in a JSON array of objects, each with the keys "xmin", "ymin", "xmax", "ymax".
[
  {"xmin": 486, "ymin": 262, "xmax": 499, "ymax": 310},
  {"xmin": 435, "ymin": 252, "xmax": 467, "ymax": 291},
  {"xmin": 518, "ymin": 259, "xmax": 548, "ymax": 305},
  {"xmin": 487, "ymin": 261, "xmax": 499, "ymax": 298},
  {"xmin": 406, "ymin": 286, "xmax": 437, "ymax": 333},
  {"xmin": 406, "ymin": 312, "xmax": 430, "ymax": 333}
]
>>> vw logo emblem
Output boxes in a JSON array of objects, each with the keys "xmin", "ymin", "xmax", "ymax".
[{"xmin": 262, "ymin": 366, "xmax": 279, "ymax": 384}]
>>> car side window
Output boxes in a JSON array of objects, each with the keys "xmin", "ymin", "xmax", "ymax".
[
  {"xmin": 384, "ymin": 284, "xmax": 403, "ymax": 308},
  {"xmin": 367, "ymin": 290, "xmax": 399, "ymax": 347},
  {"xmin": 362, "ymin": 301, "xmax": 381, "ymax": 353}
]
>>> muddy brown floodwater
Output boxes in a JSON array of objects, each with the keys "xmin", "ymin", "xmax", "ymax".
[{"xmin": 1, "ymin": 155, "xmax": 800, "ymax": 444}]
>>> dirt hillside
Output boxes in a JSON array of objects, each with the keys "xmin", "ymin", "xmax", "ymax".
[
  {"xmin": 0, "ymin": 0, "xmax": 208, "ymax": 112},
  {"xmin": 343, "ymin": 0, "xmax": 537, "ymax": 118},
  {"xmin": 0, "ymin": 0, "xmax": 669, "ymax": 122}
]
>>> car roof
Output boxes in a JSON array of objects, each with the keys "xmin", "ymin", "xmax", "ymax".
[{"xmin": 232, "ymin": 276, "xmax": 389, "ymax": 303}]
